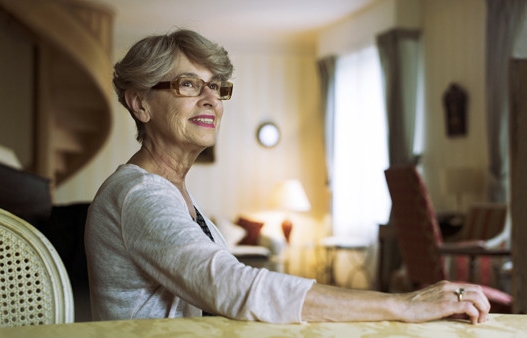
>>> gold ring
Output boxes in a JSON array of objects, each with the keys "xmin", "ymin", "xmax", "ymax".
[{"xmin": 454, "ymin": 288, "xmax": 464, "ymax": 302}]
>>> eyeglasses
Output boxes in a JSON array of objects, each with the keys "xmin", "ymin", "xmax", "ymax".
[{"xmin": 151, "ymin": 76, "xmax": 233, "ymax": 100}]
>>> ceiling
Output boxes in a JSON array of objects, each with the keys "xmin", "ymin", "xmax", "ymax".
[{"xmin": 93, "ymin": 0, "xmax": 376, "ymax": 49}]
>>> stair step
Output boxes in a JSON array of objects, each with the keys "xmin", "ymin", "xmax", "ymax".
[
  {"xmin": 56, "ymin": 109, "xmax": 103, "ymax": 133},
  {"xmin": 53, "ymin": 128, "xmax": 84, "ymax": 153},
  {"xmin": 54, "ymin": 151, "xmax": 67, "ymax": 174},
  {"xmin": 54, "ymin": 88, "xmax": 106, "ymax": 111}
]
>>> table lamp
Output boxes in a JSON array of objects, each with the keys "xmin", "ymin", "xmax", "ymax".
[{"xmin": 269, "ymin": 179, "xmax": 311, "ymax": 243}]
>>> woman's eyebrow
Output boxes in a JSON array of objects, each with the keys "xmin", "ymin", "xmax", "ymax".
[
  {"xmin": 174, "ymin": 73, "xmax": 221, "ymax": 81},
  {"xmin": 175, "ymin": 72, "xmax": 198, "ymax": 78}
]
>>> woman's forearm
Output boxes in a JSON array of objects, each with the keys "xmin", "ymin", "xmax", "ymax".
[
  {"xmin": 301, "ymin": 281, "xmax": 490, "ymax": 324},
  {"xmin": 301, "ymin": 284, "xmax": 402, "ymax": 322}
]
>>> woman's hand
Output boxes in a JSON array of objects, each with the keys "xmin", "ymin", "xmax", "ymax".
[
  {"xmin": 399, "ymin": 280, "xmax": 490, "ymax": 324},
  {"xmin": 302, "ymin": 280, "xmax": 490, "ymax": 324}
]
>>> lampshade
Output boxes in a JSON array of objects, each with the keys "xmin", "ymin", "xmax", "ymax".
[{"xmin": 269, "ymin": 179, "xmax": 311, "ymax": 212}]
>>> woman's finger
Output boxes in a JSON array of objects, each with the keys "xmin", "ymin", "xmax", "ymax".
[{"xmin": 448, "ymin": 284, "xmax": 490, "ymax": 323}]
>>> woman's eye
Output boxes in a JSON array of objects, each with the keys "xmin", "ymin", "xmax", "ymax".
[
  {"xmin": 208, "ymin": 83, "xmax": 220, "ymax": 90},
  {"xmin": 180, "ymin": 80, "xmax": 194, "ymax": 88}
]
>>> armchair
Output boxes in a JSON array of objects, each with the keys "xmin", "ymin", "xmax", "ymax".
[
  {"xmin": 384, "ymin": 165, "xmax": 512, "ymax": 312},
  {"xmin": 441, "ymin": 203, "xmax": 509, "ymax": 287}
]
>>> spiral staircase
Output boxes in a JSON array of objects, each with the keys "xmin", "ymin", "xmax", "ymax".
[{"xmin": 0, "ymin": 0, "xmax": 113, "ymax": 187}]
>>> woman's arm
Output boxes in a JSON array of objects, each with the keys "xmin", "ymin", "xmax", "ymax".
[{"xmin": 302, "ymin": 280, "xmax": 490, "ymax": 324}]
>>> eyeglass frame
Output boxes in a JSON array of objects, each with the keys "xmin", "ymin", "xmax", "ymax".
[{"xmin": 150, "ymin": 76, "xmax": 233, "ymax": 100}]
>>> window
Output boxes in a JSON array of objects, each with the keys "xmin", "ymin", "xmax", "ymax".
[{"xmin": 331, "ymin": 45, "xmax": 391, "ymax": 242}]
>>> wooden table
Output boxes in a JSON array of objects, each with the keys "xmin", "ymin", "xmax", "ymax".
[{"xmin": 1, "ymin": 314, "xmax": 526, "ymax": 337}]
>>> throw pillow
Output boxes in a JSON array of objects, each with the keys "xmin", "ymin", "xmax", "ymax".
[{"xmin": 235, "ymin": 217, "xmax": 264, "ymax": 246}]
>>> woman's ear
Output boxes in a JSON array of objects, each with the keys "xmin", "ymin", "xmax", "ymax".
[{"xmin": 125, "ymin": 89, "xmax": 151, "ymax": 123}]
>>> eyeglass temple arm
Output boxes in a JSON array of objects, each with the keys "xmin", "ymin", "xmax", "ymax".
[{"xmin": 150, "ymin": 82, "xmax": 173, "ymax": 90}]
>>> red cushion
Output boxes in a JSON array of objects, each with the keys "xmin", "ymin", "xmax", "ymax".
[
  {"xmin": 479, "ymin": 284, "xmax": 513, "ymax": 306},
  {"xmin": 235, "ymin": 217, "xmax": 264, "ymax": 246}
]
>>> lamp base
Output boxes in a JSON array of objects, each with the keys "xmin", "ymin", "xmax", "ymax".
[{"xmin": 281, "ymin": 219, "xmax": 293, "ymax": 243}]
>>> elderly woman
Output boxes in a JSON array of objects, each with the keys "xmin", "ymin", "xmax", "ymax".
[{"xmin": 85, "ymin": 29, "xmax": 490, "ymax": 324}]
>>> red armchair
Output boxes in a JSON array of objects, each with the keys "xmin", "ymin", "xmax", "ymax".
[{"xmin": 384, "ymin": 165, "xmax": 512, "ymax": 313}]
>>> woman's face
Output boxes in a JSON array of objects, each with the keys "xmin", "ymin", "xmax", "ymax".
[{"xmin": 142, "ymin": 53, "xmax": 224, "ymax": 155}]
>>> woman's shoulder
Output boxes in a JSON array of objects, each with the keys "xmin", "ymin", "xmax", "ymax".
[
  {"xmin": 113, "ymin": 164, "xmax": 168, "ymax": 184},
  {"xmin": 96, "ymin": 164, "xmax": 176, "ymax": 199}
]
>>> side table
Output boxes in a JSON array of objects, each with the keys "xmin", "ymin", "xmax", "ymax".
[{"xmin": 317, "ymin": 236, "xmax": 373, "ymax": 288}]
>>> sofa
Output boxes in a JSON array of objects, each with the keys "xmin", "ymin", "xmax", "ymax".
[{"xmin": 214, "ymin": 216, "xmax": 286, "ymax": 271}]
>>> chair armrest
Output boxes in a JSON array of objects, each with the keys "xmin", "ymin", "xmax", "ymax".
[{"xmin": 438, "ymin": 241, "xmax": 510, "ymax": 257}]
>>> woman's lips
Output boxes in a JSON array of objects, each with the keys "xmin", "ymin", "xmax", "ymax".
[{"xmin": 190, "ymin": 115, "xmax": 215, "ymax": 128}]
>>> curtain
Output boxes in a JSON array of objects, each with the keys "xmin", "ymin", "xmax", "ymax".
[
  {"xmin": 485, "ymin": 0, "xmax": 527, "ymax": 203},
  {"xmin": 317, "ymin": 56, "xmax": 337, "ymax": 191},
  {"xmin": 376, "ymin": 29, "xmax": 421, "ymax": 166},
  {"xmin": 375, "ymin": 29, "xmax": 421, "ymax": 291},
  {"xmin": 332, "ymin": 46, "xmax": 390, "ymax": 241}
]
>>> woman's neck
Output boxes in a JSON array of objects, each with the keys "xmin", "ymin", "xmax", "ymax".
[
  {"xmin": 129, "ymin": 143, "xmax": 197, "ymax": 220},
  {"xmin": 128, "ymin": 142, "xmax": 190, "ymax": 186}
]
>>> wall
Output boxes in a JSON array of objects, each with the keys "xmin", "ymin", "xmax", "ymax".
[{"xmin": 420, "ymin": 0, "xmax": 488, "ymax": 213}]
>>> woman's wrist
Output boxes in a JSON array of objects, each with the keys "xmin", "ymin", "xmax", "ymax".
[{"xmin": 384, "ymin": 293, "xmax": 409, "ymax": 322}]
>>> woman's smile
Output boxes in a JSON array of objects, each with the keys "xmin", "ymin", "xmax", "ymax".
[{"xmin": 189, "ymin": 114, "xmax": 215, "ymax": 128}]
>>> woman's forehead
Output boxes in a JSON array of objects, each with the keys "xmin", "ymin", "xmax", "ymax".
[{"xmin": 170, "ymin": 53, "xmax": 214, "ymax": 79}]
